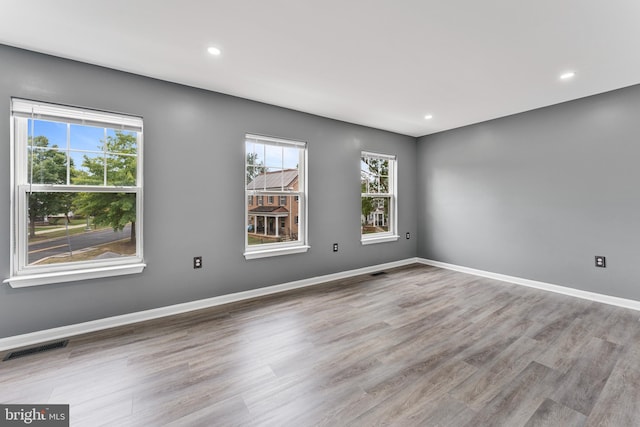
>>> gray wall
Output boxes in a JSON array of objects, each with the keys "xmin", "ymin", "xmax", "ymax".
[
  {"xmin": 0, "ymin": 45, "xmax": 417, "ymax": 338},
  {"xmin": 417, "ymin": 85, "xmax": 640, "ymax": 301}
]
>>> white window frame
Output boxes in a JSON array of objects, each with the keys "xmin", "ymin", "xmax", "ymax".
[
  {"xmin": 244, "ymin": 133, "xmax": 309, "ymax": 259},
  {"xmin": 361, "ymin": 151, "xmax": 399, "ymax": 245},
  {"xmin": 5, "ymin": 99, "xmax": 145, "ymax": 287}
]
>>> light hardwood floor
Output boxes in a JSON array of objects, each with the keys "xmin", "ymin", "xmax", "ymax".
[{"xmin": 2, "ymin": 264, "xmax": 640, "ymax": 426}]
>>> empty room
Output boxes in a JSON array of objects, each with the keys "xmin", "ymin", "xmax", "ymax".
[{"xmin": 2, "ymin": 1, "xmax": 640, "ymax": 426}]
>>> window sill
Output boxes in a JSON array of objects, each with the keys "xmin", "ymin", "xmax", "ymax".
[
  {"xmin": 361, "ymin": 235, "xmax": 400, "ymax": 245},
  {"xmin": 3, "ymin": 263, "xmax": 146, "ymax": 288},
  {"xmin": 244, "ymin": 245, "xmax": 310, "ymax": 260}
]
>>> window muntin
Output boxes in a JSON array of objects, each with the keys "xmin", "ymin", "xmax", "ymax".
[
  {"xmin": 361, "ymin": 152, "xmax": 397, "ymax": 242},
  {"xmin": 7, "ymin": 99, "xmax": 143, "ymax": 285},
  {"xmin": 245, "ymin": 134, "xmax": 308, "ymax": 258}
]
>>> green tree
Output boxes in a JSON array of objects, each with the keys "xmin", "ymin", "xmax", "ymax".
[
  {"xmin": 246, "ymin": 152, "xmax": 266, "ymax": 184},
  {"xmin": 74, "ymin": 131, "xmax": 138, "ymax": 243},
  {"xmin": 27, "ymin": 136, "xmax": 75, "ymax": 238},
  {"xmin": 361, "ymin": 196, "xmax": 375, "ymax": 226}
]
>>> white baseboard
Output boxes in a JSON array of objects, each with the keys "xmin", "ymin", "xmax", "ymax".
[
  {"xmin": 417, "ymin": 258, "xmax": 640, "ymax": 312},
  {"xmin": 7, "ymin": 256, "xmax": 635, "ymax": 352},
  {"xmin": 0, "ymin": 258, "xmax": 418, "ymax": 352}
]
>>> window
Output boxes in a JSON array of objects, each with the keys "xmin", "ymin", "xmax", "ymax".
[
  {"xmin": 361, "ymin": 151, "xmax": 398, "ymax": 244},
  {"xmin": 245, "ymin": 134, "xmax": 308, "ymax": 259},
  {"xmin": 258, "ymin": 196, "xmax": 264, "ymax": 205},
  {"xmin": 5, "ymin": 99, "xmax": 144, "ymax": 287},
  {"xmin": 248, "ymin": 195, "xmax": 253, "ymax": 205}
]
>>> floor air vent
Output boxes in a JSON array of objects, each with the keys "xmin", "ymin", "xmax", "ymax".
[
  {"xmin": 3, "ymin": 340, "xmax": 69, "ymax": 361},
  {"xmin": 370, "ymin": 271, "xmax": 388, "ymax": 277}
]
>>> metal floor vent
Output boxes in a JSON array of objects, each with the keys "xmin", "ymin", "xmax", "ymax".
[
  {"xmin": 3, "ymin": 340, "xmax": 68, "ymax": 361},
  {"xmin": 370, "ymin": 271, "xmax": 388, "ymax": 277}
]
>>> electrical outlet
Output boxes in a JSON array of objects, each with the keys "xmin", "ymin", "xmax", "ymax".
[
  {"xmin": 595, "ymin": 256, "xmax": 606, "ymax": 268},
  {"xmin": 406, "ymin": 232, "xmax": 410, "ymax": 239},
  {"xmin": 333, "ymin": 243, "xmax": 339, "ymax": 252},
  {"xmin": 193, "ymin": 256, "xmax": 203, "ymax": 269}
]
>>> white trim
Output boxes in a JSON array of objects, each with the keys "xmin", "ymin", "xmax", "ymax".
[
  {"xmin": 361, "ymin": 151, "xmax": 396, "ymax": 161},
  {"xmin": 4, "ymin": 263, "xmax": 146, "ymax": 288},
  {"xmin": 7, "ymin": 257, "xmax": 637, "ymax": 352},
  {"xmin": 361, "ymin": 234, "xmax": 400, "ymax": 245},
  {"xmin": 0, "ymin": 258, "xmax": 417, "ymax": 352},
  {"xmin": 8, "ymin": 100, "xmax": 144, "ymax": 286},
  {"xmin": 244, "ymin": 245, "xmax": 310, "ymax": 260},
  {"xmin": 361, "ymin": 151, "xmax": 397, "ymax": 241},
  {"xmin": 244, "ymin": 133, "xmax": 308, "ymax": 256},
  {"xmin": 12, "ymin": 98, "xmax": 143, "ymax": 132},
  {"xmin": 417, "ymin": 258, "xmax": 640, "ymax": 312},
  {"xmin": 245, "ymin": 133, "xmax": 306, "ymax": 148}
]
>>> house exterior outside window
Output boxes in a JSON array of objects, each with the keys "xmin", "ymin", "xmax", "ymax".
[
  {"xmin": 245, "ymin": 134, "xmax": 309, "ymax": 259},
  {"xmin": 361, "ymin": 151, "xmax": 398, "ymax": 244}
]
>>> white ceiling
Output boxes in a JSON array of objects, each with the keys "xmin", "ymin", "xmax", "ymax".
[{"xmin": 2, "ymin": 0, "xmax": 640, "ymax": 137}]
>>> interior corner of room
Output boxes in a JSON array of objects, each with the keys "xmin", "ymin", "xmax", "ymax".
[{"xmin": 1, "ymin": 40, "xmax": 640, "ymax": 347}]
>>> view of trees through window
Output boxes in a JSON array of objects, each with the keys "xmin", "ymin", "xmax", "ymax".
[{"xmin": 24, "ymin": 119, "xmax": 139, "ymax": 266}]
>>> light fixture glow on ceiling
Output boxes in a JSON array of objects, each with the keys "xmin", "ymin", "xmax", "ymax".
[
  {"xmin": 560, "ymin": 71, "xmax": 575, "ymax": 80},
  {"xmin": 207, "ymin": 46, "xmax": 221, "ymax": 56},
  {"xmin": 424, "ymin": 114, "xmax": 433, "ymax": 120}
]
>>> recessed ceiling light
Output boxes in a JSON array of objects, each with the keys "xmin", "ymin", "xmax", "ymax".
[
  {"xmin": 207, "ymin": 46, "xmax": 221, "ymax": 56},
  {"xmin": 560, "ymin": 71, "xmax": 575, "ymax": 80},
  {"xmin": 424, "ymin": 114, "xmax": 433, "ymax": 120}
]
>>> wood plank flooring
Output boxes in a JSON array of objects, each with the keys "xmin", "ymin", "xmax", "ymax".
[{"xmin": 2, "ymin": 264, "xmax": 640, "ymax": 426}]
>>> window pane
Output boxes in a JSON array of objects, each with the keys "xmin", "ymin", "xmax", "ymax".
[
  {"xmin": 246, "ymin": 141, "xmax": 266, "ymax": 189},
  {"xmin": 283, "ymin": 146, "xmax": 299, "ymax": 169},
  {"xmin": 265, "ymin": 144, "xmax": 282, "ymax": 168},
  {"xmin": 27, "ymin": 192, "xmax": 137, "ymax": 266},
  {"xmin": 71, "ymin": 152, "xmax": 104, "ymax": 185},
  {"xmin": 361, "ymin": 157, "xmax": 389, "ymax": 193},
  {"xmin": 30, "ymin": 119, "xmax": 67, "ymax": 149},
  {"xmin": 105, "ymin": 130, "xmax": 138, "ymax": 186},
  {"xmin": 361, "ymin": 196, "xmax": 390, "ymax": 235},
  {"xmin": 106, "ymin": 129, "xmax": 137, "ymax": 153},
  {"xmin": 107, "ymin": 154, "xmax": 137, "ymax": 186},
  {"xmin": 247, "ymin": 194, "xmax": 299, "ymax": 245},
  {"xmin": 379, "ymin": 176, "xmax": 389, "ymax": 193},
  {"xmin": 246, "ymin": 141, "xmax": 265, "ymax": 186},
  {"xmin": 69, "ymin": 125, "xmax": 104, "ymax": 186},
  {"xmin": 70, "ymin": 124, "xmax": 104, "ymax": 152},
  {"xmin": 28, "ymin": 147, "xmax": 68, "ymax": 184}
]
